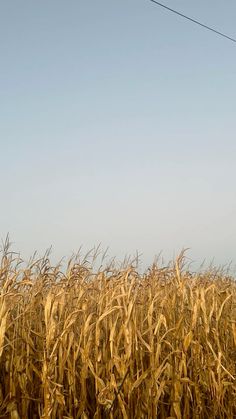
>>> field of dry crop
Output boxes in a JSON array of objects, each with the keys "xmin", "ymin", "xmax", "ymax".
[{"xmin": 0, "ymin": 247, "xmax": 236, "ymax": 418}]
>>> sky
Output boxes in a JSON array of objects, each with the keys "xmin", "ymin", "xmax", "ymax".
[{"xmin": 1, "ymin": 0, "xmax": 236, "ymax": 269}]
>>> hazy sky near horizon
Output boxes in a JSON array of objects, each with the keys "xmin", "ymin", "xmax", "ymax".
[{"xmin": 1, "ymin": 0, "xmax": 236, "ymax": 268}]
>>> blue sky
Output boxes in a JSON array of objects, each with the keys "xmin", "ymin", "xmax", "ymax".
[{"xmin": 1, "ymin": 0, "xmax": 236, "ymax": 268}]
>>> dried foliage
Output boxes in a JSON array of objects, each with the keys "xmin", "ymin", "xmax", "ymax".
[{"xmin": 0, "ymin": 246, "xmax": 236, "ymax": 418}]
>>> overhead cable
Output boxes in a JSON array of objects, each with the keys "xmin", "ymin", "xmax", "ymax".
[{"xmin": 149, "ymin": 0, "xmax": 236, "ymax": 43}]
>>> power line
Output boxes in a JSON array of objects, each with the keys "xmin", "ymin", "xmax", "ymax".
[{"xmin": 149, "ymin": 0, "xmax": 236, "ymax": 43}]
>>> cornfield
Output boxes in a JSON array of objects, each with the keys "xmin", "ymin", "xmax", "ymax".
[{"xmin": 0, "ymin": 246, "xmax": 236, "ymax": 418}]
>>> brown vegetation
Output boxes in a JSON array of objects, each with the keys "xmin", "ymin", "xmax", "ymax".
[{"xmin": 0, "ymin": 247, "xmax": 236, "ymax": 418}]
